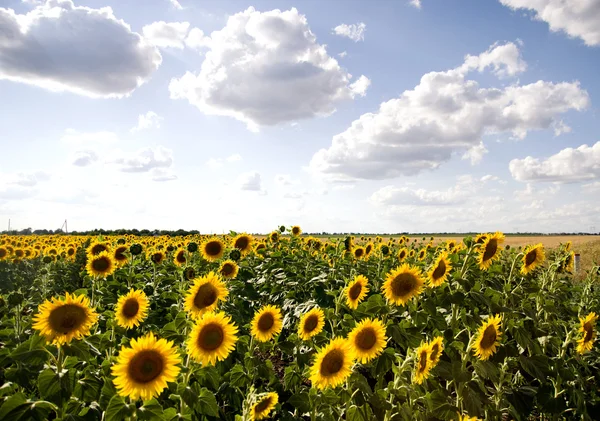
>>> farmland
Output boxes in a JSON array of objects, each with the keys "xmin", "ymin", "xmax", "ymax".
[{"xmin": 0, "ymin": 229, "xmax": 599, "ymax": 420}]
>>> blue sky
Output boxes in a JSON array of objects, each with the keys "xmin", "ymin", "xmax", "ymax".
[{"xmin": 1, "ymin": 0, "xmax": 599, "ymax": 233}]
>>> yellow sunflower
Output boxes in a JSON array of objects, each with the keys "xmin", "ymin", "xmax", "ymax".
[
  {"xmin": 458, "ymin": 414, "xmax": 481, "ymax": 421},
  {"xmin": 397, "ymin": 248, "xmax": 408, "ymax": 261},
  {"xmin": 364, "ymin": 242, "xmax": 374, "ymax": 258},
  {"xmin": 472, "ymin": 315, "xmax": 502, "ymax": 360},
  {"xmin": 32, "ymin": 292, "xmax": 98, "ymax": 345},
  {"xmin": 427, "ymin": 336, "xmax": 444, "ymax": 367},
  {"xmin": 345, "ymin": 275, "xmax": 369, "ymax": 310},
  {"xmin": 87, "ymin": 241, "xmax": 110, "ymax": 256},
  {"xmin": 413, "ymin": 343, "xmax": 431, "ymax": 385},
  {"xmin": 408, "ymin": 249, "xmax": 416, "ymax": 258},
  {"xmin": 347, "ymin": 318, "xmax": 387, "ymax": 363},
  {"xmin": 201, "ymin": 238, "xmax": 225, "ymax": 262},
  {"xmin": 150, "ymin": 249, "xmax": 165, "ymax": 265},
  {"xmin": 184, "ymin": 272, "xmax": 229, "ymax": 319},
  {"xmin": 417, "ymin": 249, "xmax": 426, "ymax": 261},
  {"xmin": 477, "ymin": 232, "xmax": 505, "ymax": 270},
  {"xmin": 112, "ymin": 332, "xmax": 181, "ymax": 401},
  {"xmin": 187, "ymin": 311, "xmax": 238, "ymax": 365},
  {"xmin": 475, "ymin": 233, "xmax": 488, "ymax": 244},
  {"xmin": 309, "ymin": 338, "xmax": 355, "ymax": 389},
  {"xmin": 269, "ymin": 231, "xmax": 280, "ymax": 243},
  {"xmin": 173, "ymin": 248, "xmax": 187, "ymax": 266},
  {"xmin": 0, "ymin": 246, "xmax": 8, "ymax": 260},
  {"xmin": 576, "ymin": 312, "xmax": 598, "ymax": 354},
  {"xmin": 428, "ymin": 252, "xmax": 452, "ymax": 287},
  {"xmin": 520, "ymin": 243, "xmax": 545, "ymax": 275},
  {"xmin": 251, "ymin": 305, "xmax": 283, "ymax": 342},
  {"xmin": 233, "ymin": 234, "xmax": 254, "ymax": 255},
  {"xmin": 353, "ymin": 246, "xmax": 365, "ymax": 259},
  {"xmin": 219, "ymin": 260, "xmax": 239, "ymax": 279},
  {"xmin": 382, "ymin": 264, "xmax": 425, "ymax": 306},
  {"xmin": 86, "ymin": 251, "xmax": 116, "ymax": 278},
  {"xmin": 250, "ymin": 392, "xmax": 278, "ymax": 420},
  {"xmin": 291, "ymin": 226, "xmax": 302, "ymax": 236},
  {"xmin": 113, "ymin": 245, "xmax": 129, "ymax": 266},
  {"xmin": 298, "ymin": 307, "xmax": 325, "ymax": 341},
  {"xmin": 115, "ymin": 289, "xmax": 149, "ymax": 329}
]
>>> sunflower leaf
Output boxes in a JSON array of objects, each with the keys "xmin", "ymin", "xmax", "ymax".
[{"xmin": 195, "ymin": 388, "xmax": 219, "ymax": 417}]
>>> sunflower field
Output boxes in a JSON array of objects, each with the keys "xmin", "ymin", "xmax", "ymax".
[{"xmin": 0, "ymin": 228, "xmax": 599, "ymax": 421}]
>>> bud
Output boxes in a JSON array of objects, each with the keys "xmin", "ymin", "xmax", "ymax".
[{"xmin": 229, "ymin": 249, "xmax": 241, "ymax": 261}]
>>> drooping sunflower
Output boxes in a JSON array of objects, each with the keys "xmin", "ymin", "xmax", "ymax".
[
  {"xmin": 309, "ymin": 338, "xmax": 355, "ymax": 389},
  {"xmin": 413, "ymin": 343, "xmax": 431, "ymax": 385},
  {"xmin": 150, "ymin": 249, "xmax": 165, "ymax": 265},
  {"xmin": 201, "ymin": 238, "xmax": 225, "ymax": 262},
  {"xmin": 250, "ymin": 392, "xmax": 278, "ymax": 421},
  {"xmin": 347, "ymin": 318, "xmax": 387, "ymax": 363},
  {"xmin": 32, "ymin": 292, "xmax": 98, "ymax": 345},
  {"xmin": 251, "ymin": 305, "xmax": 283, "ymax": 342},
  {"xmin": 115, "ymin": 289, "xmax": 149, "ymax": 329},
  {"xmin": 86, "ymin": 251, "xmax": 116, "ymax": 278},
  {"xmin": 184, "ymin": 272, "xmax": 229, "ymax": 319},
  {"xmin": 219, "ymin": 260, "xmax": 239, "ymax": 279},
  {"xmin": 298, "ymin": 307, "xmax": 325, "ymax": 341},
  {"xmin": 427, "ymin": 336, "xmax": 444, "ymax": 367},
  {"xmin": 173, "ymin": 248, "xmax": 187, "ymax": 266},
  {"xmin": 472, "ymin": 315, "xmax": 502, "ymax": 360},
  {"xmin": 113, "ymin": 245, "xmax": 129, "ymax": 266},
  {"xmin": 397, "ymin": 248, "xmax": 408, "ymax": 261},
  {"xmin": 520, "ymin": 243, "xmax": 545, "ymax": 275},
  {"xmin": 187, "ymin": 311, "xmax": 238, "ymax": 365},
  {"xmin": 382, "ymin": 264, "xmax": 425, "ymax": 306},
  {"xmin": 87, "ymin": 241, "xmax": 110, "ymax": 256},
  {"xmin": 291, "ymin": 226, "xmax": 302, "ymax": 236},
  {"xmin": 560, "ymin": 251, "xmax": 575, "ymax": 273},
  {"xmin": 565, "ymin": 241, "xmax": 572, "ymax": 251},
  {"xmin": 233, "ymin": 233, "xmax": 254, "ymax": 255},
  {"xmin": 353, "ymin": 246, "xmax": 365, "ymax": 259},
  {"xmin": 428, "ymin": 252, "xmax": 452, "ymax": 287},
  {"xmin": 345, "ymin": 275, "xmax": 369, "ymax": 310},
  {"xmin": 576, "ymin": 312, "xmax": 598, "ymax": 354},
  {"xmin": 364, "ymin": 242, "xmax": 374, "ymax": 258},
  {"xmin": 112, "ymin": 332, "xmax": 181, "ymax": 401},
  {"xmin": 477, "ymin": 232, "xmax": 505, "ymax": 270}
]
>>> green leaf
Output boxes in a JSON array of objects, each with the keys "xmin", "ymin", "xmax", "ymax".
[
  {"xmin": 196, "ymin": 388, "xmax": 219, "ymax": 417},
  {"xmin": 37, "ymin": 369, "xmax": 62, "ymax": 403},
  {"xmin": 474, "ymin": 360, "xmax": 499, "ymax": 383},
  {"xmin": 228, "ymin": 364, "xmax": 249, "ymax": 388},
  {"xmin": 105, "ymin": 395, "xmax": 130, "ymax": 421},
  {"xmin": 137, "ymin": 399, "xmax": 165, "ymax": 421},
  {"xmin": 288, "ymin": 392, "xmax": 310, "ymax": 414},
  {"xmin": 10, "ymin": 335, "xmax": 48, "ymax": 365},
  {"xmin": 518, "ymin": 355, "xmax": 548, "ymax": 383}
]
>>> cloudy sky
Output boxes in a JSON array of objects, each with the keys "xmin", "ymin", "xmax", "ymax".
[{"xmin": 1, "ymin": 0, "xmax": 599, "ymax": 234}]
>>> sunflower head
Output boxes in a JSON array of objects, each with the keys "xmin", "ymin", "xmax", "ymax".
[
  {"xmin": 577, "ymin": 312, "xmax": 598, "ymax": 354},
  {"xmin": 187, "ymin": 311, "xmax": 239, "ymax": 365},
  {"xmin": 183, "ymin": 266, "xmax": 196, "ymax": 281},
  {"xmin": 115, "ymin": 289, "xmax": 149, "ymax": 329},
  {"xmin": 478, "ymin": 232, "xmax": 505, "ymax": 270},
  {"xmin": 88, "ymin": 241, "xmax": 110, "ymax": 256},
  {"xmin": 184, "ymin": 272, "xmax": 229, "ymax": 319},
  {"xmin": 114, "ymin": 245, "xmax": 129, "ymax": 266},
  {"xmin": 219, "ymin": 260, "xmax": 239, "ymax": 279},
  {"xmin": 269, "ymin": 231, "xmax": 280, "ymax": 243},
  {"xmin": 86, "ymin": 251, "xmax": 116, "ymax": 278},
  {"xmin": 397, "ymin": 248, "xmax": 408, "ymax": 261},
  {"xmin": 250, "ymin": 392, "xmax": 278, "ymax": 421},
  {"xmin": 173, "ymin": 249, "xmax": 187, "ymax": 266},
  {"xmin": 353, "ymin": 246, "xmax": 365, "ymax": 259},
  {"xmin": 348, "ymin": 318, "xmax": 387, "ymax": 363},
  {"xmin": 427, "ymin": 336, "xmax": 444, "ymax": 367},
  {"xmin": 472, "ymin": 315, "xmax": 502, "ymax": 360},
  {"xmin": 112, "ymin": 332, "xmax": 181, "ymax": 401},
  {"xmin": 298, "ymin": 307, "xmax": 325, "ymax": 341},
  {"xmin": 201, "ymin": 238, "xmax": 225, "ymax": 262},
  {"xmin": 32, "ymin": 292, "xmax": 98, "ymax": 345},
  {"xmin": 309, "ymin": 338, "xmax": 355, "ymax": 389},
  {"xmin": 417, "ymin": 249, "xmax": 426, "ymax": 261},
  {"xmin": 233, "ymin": 234, "xmax": 254, "ymax": 255},
  {"xmin": 382, "ymin": 264, "xmax": 425, "ymax": 306},
  {"xmin": 345, "ymin": 275, "xmax": 369, "ymax": 310},
  {"xmin": 251, "ymin": 305, "xmax": 283, "ymax": 342},
  {"xmin": 291, "ymin": 226, "xmax": 302, "ymax": 236},
  {"xmin": 413, "ymin": 343, "xmax": 431, "ymax": 385},
  {"xmin": 428, "ymin": 252, "xmax": 452, "ymax": 287},
  {"xmin": 521, "ymin": 243, "xmax": 545, "ymax": 275},
  {"xmin": 150, "ymin": 250, "xmax": 165, "ymax": 265}
]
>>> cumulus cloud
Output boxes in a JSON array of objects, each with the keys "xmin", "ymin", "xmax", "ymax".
[
  {"xmin": 410, "ymin": 0, "xmax": 422, "ymax": 9},
  {"xmin": 500, "ymin": 0, "xmax": 600, "ymax": 46},
  {"xmin": 115, "ymin": 146, "xmax": 174, "ymax": 173},
  {"xmin": 509, "ymin": 141, "xmax": 600, "ymax": 182},
  {"xmin": 332, "ymin": 22, "xmax": 366, "ymax": 42},
  {"xmin": 338, "ymin": 51, "xmax": 347, "ymax": 58},
  {"xmin": 206, "ymin": 154, "xmax": 242, "ymax": 169},
  {"xmin": 142, "ymin": 21, "xmax": 190, "ymax": 49},
  {"xmin": 462, "ymin": 142, "xmax": 488, "ymax": 165},
  {"xmin": 0, "ymin": 0, "xmax": 161, "ymax": 98},
  {"xmin": 185, "ymin": 28, "xmax": 212, "ymax": 49},
  {"xmin": 131, "ymin": 111, "xmax": 162, "ymax": 132},
  {"xmin": 61, "ymin": 129, "xmax": 119, "ymax": 145},
  {"xmin": 349, "ymin": 75, "xmax": 371, "ymax": 97},
  {"xmin": 275, "ymin": 174, "xmax": 300, "ymax": 186},
  {"xmin": 238, "ymin": 171, "xmax": 262, "ymax": 191},
  {"xmin": 309, "ymin": 42, "xmax": 589, "ymax": 181},
  {"xmin": 151, "ymin": 168, "xmax": 177, "ymax": 182},
  {"xmin": 169, "ymin": 7, "xmax": 369, "ymax": 131},
  {"xmin": 168, "ymin": 0, "xmax": 183, "ymax": 10},
  {"xmin": 71, "ymin": 150, "xmax": 98, "ymax": 167},
  {"xmin": 370, "ymin": 175, "xmax": 477, "ymax": 206}
]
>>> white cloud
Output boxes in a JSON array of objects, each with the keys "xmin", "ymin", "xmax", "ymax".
[
  {"xmin": 275, "ymin": 174, "xmax": 299, "ymax": 186},
  {"xmin": 131, "ymin": 111, "xmax": 162, "ymax": 132},
  {"xmin": 0, "ymin": 1, "xmax": 161, "ymax": 98},
  {"xmin": 238, "ymin": 171, "xmax": 262, "ymax": 191},
  {"xmin": 309, "ymin": 42, "xmax": 589, "ymax": 181},
  {"xmin": 500, "ymin": 0, "xmax": 600, "ymax": 46},
  {"xmin": 349, "ymin": 75, "xmax": 371, "ymax": 97},
  {"xmin": 333, "ymin": 22, "xmax": 366, "ymax": 42},
  {"xmin": 552, "ymin": 120, "xmax": 572, "ymax": 136},
  {"xmin": 142, "ymin": 21, "xmax": 190, "ymax": 49},
  {"xmin": 61, "ymin": 129, "xmax": 119, "ymax": 145},
  {"xmin": 114, "ymin": 146, "xmax": 174, "ymax": 173},
  {"xmin": 185, "ymin": 28, "xmax": 212, "ymax": 49},
  {"xmin": 71, "ymin": 150, "xmax": 98, "ymax": 167},
  {"xmin": 151, "ymin": 168, "xmax": 177, "ymax": 182},
  {"xmin": 338, "ymin": 51, "xmax": 348, "ymax": 58},
  {"xmin": 206, "ymin": 154, "xmax": 242, "ymax": 169},
  {"xmin": 169, "ymin": 7, "xmax": 369, "ymax": 131},
  {"xmin": 168, "ymin": 0, "xmax": 183, "ymax": 10},
  {"xmin": 410, "ymin": 0, "xmax": 422, "ymax": 9},
  {"xmin": 462, "ymin": 142, "xmax": 488, "ymax": 165},
  {"xmin": 509, "ymin": 141, "xmax": 600, "ymax": 182}
]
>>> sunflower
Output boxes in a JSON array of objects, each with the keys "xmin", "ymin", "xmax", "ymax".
[
  {"xmin": 112, "ymin": 332, "xmax": 181, "ymax": 400},
  {"xmin": 382, "ymin": 264, "xmax": 425, "ymax": 306},
  {"xmin": 0, "ymin": 246, "xmax": 8, "ymax": 260},
  {"xmin": 447, "ymin": 240, "xmax": 456, "ymax": 250},
  {"xmin": 353, "ymin": 246, "xmax": 365, "ymax": 259},
  {"xmin": 219, "ymin": 260, "xmax": 239, "ymax": 279},
  {"xmin": 150, "ymin": 250, "xmax": 165, "ymax": 265},
  {"xmin": 417, "ymin": 249, "xmax": 426, "ymax": 261},
  {"xmin": 309, "ymin": 338, "xmax": 355, "ymax": 389},
  {"xmin": 478, "ymin": 232, "xmax": 505, "ymax": 270},
  {"xmin": 173, "ymin": 248, "xmax": 187, "ymax": 266},
  {"xmin": 291, "ymin": 226, "xmax": 302, "ymax": 236},
  {"xmin": 184, "ymin": 272, "xmax": 228, "ymax": 319},
  {"xmin": 348, "ymin": 318, "xmax": 387, "ymax": 363},
  {"xmin": 251, "ymin": 305, "xmax": 283, "ymax": 342},
  {"xmin": 364, "ymin": 242, "xmax": 374, "ymax": 257},
  {"xmin": 565, "ymin": 241, "xmax": 572, "ymax": 251},
  {"xmin": 560, "ymin": 251, "xmax": 575, "ymax": 273},
  {"xmin": 201, "ymin": 238, "xmax": 225, "ymax": 262},
  {"xmin": 113, "ymin": 245, "xmax": 129, "ymax": 266},
  {"xmin": 408, "ymin": 249, "xmax": 416, "ymax": 258},
  {"xmin": 87, "ymin": 241, "xmax": 110, "ymax": 256},
  {"xmin": 269, "ymin": 231, "xmax": 280, "ymax": 243},
  {"xmin": 183, "ymin": 266, "xmax": 196, "ymax": 281},
  {"xmin": 250, "ymin": 392, "xmax": 278, "ymax": 421},
  {"xmin": 115, "ymin": 289, "xmax": 149, "ymax": 329},
  {"xmin": 32, "ymin": 292, "xmax": 98, "ymax": 345},
  {"xmin": 345, "ymin": 275, "xmax": 369, "ymax": 310},
  {"xmin": 397, "ymin": 248, "xmax": 408, "ymax": 261},
  {"xmin": 233, "ymin": 234, "xmax": 254, "ymax": 255},
  {"xmin": 413, "ymin": 343, "xmax": 431, "ymax": 385},
  {"xmin": 298, "ymin": 307, "xmax": 325, "ymax": 341},
  {"xmin": 428, "ymin": 252, "xmax": 452, "ymax": 287},
  {"xmin": 458, "ymin": 414, "xmax": 481, "ymax": 421},
  {"xmin": 472, "ymin": 315, "xmax": 502, "ymax": 360},
  {"xmin": 475, "ymin": 234, "xmax": 488, "ymax": 244},
  {"xmin": 427, "ymin": 336, "xmax": 444, "ymax": 367},
  {"xmin": 520, "ymin": 243, "xmax": 545, "ymax": 275},
  {"xmin": 86, "ymin": 251, "xmax": 116, "ymax": 277},
  {"xmin": 576, "ymin": 312, "xmax": 598, "ymax": 354},
  {"xmin": 187, "ymin": 311, "xmax": 238, "ymax": 365}
]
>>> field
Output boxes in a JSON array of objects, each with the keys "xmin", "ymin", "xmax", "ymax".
[{"xmin": 0, "ymin": 230, "xmax": 599, "ymax": 421}]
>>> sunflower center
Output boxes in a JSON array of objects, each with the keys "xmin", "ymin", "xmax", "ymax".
[
  {"xmin": 399, "ymin": 251, "xmax": 406, "ymax": 259},
  {"xmin": 205, "ymin": 241, "xmax": 222, "ymax": 257},
  {"xmin": 235, "ymin": 237, "xmax": 249, "ymax": 250},
  {"xmin": 391, "ymin": 273, "xmax": 417, "ymax": 298},
  {"xmin": 320, "ymin": 349, "xmax": 344, "ymax": 377},
  {"xmin": 194, "ymin": 284, "xmax": 218, "ymax": 309},
  {"xmin": 176, "ymin": 251, "xmax": 186, "ymax": 263},
  {"xmin": 354, "ymin": 249, "xmax": 364, "ymax": 258},
  {"xmin": 366, "ymin": 245, "xmax": 372, "ymax": 254},
  {"xmin": 430, "ymin": 343, "xmax": 440, "ymax": 361},
  {"xmin": 91, "ymin": 257, "xmax": 110, "ymax": 272},
  {"xmin": 115, "ymin": 247, "xmax": 127, "ymax": 261},
  {"xmin": 432, "ymin": 260, "xmax": 446, "ymax": 280},
  {"xmin": 525, "ymin": 250, "xmax": 537, "ymax": 266},
  {"xmin": 355, "ymin": 327, "xmax": 377, "ymax": 350},
  {"xmin": 303, "ymin": 314, "xmax": 319, "ymax": 333},
  {"xmin": 258, "ymin": 313, "xmax": 275, "ymax": 332},
  {"xmin": 583, "ymin": 322, "xmax": 594, "ymax": 342},
  {"xmin": 480, "ymin": 325, "xmax": 497, "ymax": 349},
  {"xmin": 91, "ymin": 244, "xmax": 107, "ymax": 255},
  {"xmin": 152, "ymin": 253, "xmax": 163, "ymax": 263},
  {"xmin": 122, "ymin": 298, "xmax": 140, "ymax": 319},
  {"xmin": 198, "ymin": 323, "xmax": 224, "ymax": 351},
  {"xmin": 128, "ymin": 350, "xmax": 164, "ymax": 384},
  {"xmin": 0, "ymin": 249, "xmax": 6, "ymax": 258},
  {"xmin": 482, "ymin": 239, "xmax": 498, "ymax": 262},
  {"xmin": 254, "ymin": 396, "xmax": 273, "ymax": 413},
  {"xmin": 292, "ymin": 227, "xmax": 300, "ymax": 235},
  {"xmin": 348, "ymin": 283, "xmax": 362, "ymax": 300},
  {"xmin": 418, "ymin": 350, "xmax": 428, "ymax": 372},
  {"xmin": 48, "ymin": 304, "xmax": 87, "ymax": 334},
  {"xmin": 221, "ymin": 264, "xmax": 235, "ymax": 276}
]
